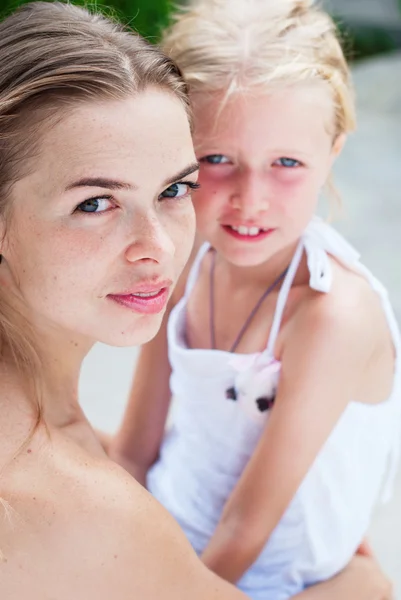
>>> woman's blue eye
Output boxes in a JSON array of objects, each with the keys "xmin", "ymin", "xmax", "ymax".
[
  {"xmin": 201, "ymin": 154, "xmax": 230, "ymax": 165},
  {"xmin": 160, "ymin": 181, "xmax": 200, "ymax": 199},
  {"xmin": 75, "ymin": 196, "xmax": 113, "ymax": 213},
  {"xmin": 274, "ymin": 157, "xmax": 301, "ymax": 168}
]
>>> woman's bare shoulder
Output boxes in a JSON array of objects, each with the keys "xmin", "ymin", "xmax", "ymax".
[
  {"xmin": 0, "ymin": 453, "xmax": 244, "ymax": 600},
  {"xmin": 49, "ymin": 459, "xmax": 243, "ymax": 599}
]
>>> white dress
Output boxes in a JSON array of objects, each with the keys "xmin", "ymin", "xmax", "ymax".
[{"xmin": 148, "ymin": 218, "xmax": 401, "ymax": 600}]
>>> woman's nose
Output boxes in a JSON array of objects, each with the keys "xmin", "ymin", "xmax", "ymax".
[{"xmin": 124, "ymin": 212, "xmax": 175, "ymax": 266}]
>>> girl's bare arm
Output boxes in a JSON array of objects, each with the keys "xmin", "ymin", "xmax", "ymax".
[
  {"xmin": 201, "ymin": 294, "xmax": 376, "ymax": 582},
  {"xmin": 109, "ymin": 314, "xmax": 173, "ymax": 484}
]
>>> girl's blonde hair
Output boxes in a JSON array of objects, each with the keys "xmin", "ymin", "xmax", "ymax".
[
  {"xmin": 163, "ymin": 0, "xmax": 356, "ymax": 137},
  {"xmin": 0, "ymin": 1, "xmax": 189, "ymax": 425}
]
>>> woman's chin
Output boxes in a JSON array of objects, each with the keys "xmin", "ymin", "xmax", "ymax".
[{"xmin": 98, "ymin": 312, "xmax": 166, "ymax": 348}]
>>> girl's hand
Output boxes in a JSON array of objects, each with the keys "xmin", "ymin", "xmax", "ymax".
[
  {"xmin": 296, "ymin": 555, "xmax": 393, "ymax": 600},
  {"xmin": 339, "ymin": 555, "xmax": 393, "ymax": 600},
  {"xmin": 357, "ymin": 538, "xmax": 376, "ymax": 558}
]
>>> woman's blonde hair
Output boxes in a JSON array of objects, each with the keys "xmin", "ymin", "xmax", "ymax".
[
  {"xmin": 0, "ymin": 1, "xmax": 189, "ymax": 426},
  {"xmin": 163, "ymin": 0, "xmax": 356, "ymax": 137}
]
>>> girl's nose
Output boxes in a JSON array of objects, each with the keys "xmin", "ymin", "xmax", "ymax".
[{"xmin": 229, "ymin": 170, "xmax": 270, "ymax": 216}]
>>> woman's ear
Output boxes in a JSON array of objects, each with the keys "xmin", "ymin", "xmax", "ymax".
[{"xmin": 0, "ymin": 218, "xmax": 7, "ymax": 264}]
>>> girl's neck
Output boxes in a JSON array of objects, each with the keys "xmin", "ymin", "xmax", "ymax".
[{"xmin": 214, "ymin": 239, "xmax": 301, "ymax": 293}]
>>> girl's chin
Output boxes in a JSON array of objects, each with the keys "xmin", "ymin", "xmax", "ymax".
[{"xmin": 216, "ymin": 243, "xmax": 278, "ymax": 268}]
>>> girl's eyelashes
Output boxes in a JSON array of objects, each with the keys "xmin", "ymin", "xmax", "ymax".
[
  {"xmin": 74, "ymin": 195, "xmax": 114, "ymax": 215},
  {"xmin": 200, "ymin": 154, "xmax": 230, "ymax": 165},
  {"xmin": 159, "ymin": 180, "xmax": 200, "ymax": 200},
  {"xmin": 273, "ymin": 157, "xmax": 303, "ymax": 168},
  {"xmin": 199, "ymin": 155, "xmax": 303, "ymax": 169}
]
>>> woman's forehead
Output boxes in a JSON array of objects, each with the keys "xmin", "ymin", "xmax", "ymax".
[{"xmin": 13, "ymin": 91, "xmax": 195, "ymax": 197}]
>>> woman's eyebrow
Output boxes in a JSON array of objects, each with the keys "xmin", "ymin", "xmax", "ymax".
[
  {"xmin": 162, "ymin": 162, "xmax": 199, "ymax": 187},
  {"xmin": 64, "ymin": 162, "xmax": 200, "ymax": 192},
  {"xmin": 65, "ymin": 177, "xmax": 134, "ymax": 191}
]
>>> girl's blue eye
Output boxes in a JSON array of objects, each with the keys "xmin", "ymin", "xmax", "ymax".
[
  {"xmin": 160, "ymin": 181, "xmax": 200, "ymax": 199},
  {"xmin": 75, "ymin": 196, "xmax": 113, "ymax": 213},
  {"xmin": 274, "ymin": 157, "xmax": 301, "ymax": 168},
  {"xmin": 201, "ymin": 155, "xmax": 230, "ymax": 165}
]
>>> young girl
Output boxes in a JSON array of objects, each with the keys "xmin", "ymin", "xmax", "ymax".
[{"xmin": 111, "ymin": 1, "xmax": 400, "ymax": 598}]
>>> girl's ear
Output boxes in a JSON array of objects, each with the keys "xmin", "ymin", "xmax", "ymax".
[{"xmin": 332, "ymin": 133, "xmax": 347, "ymax": 158}]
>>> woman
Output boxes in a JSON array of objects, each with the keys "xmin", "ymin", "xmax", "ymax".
[{"xmin": 0, "ymin": 2, "xmax": 391, "ymax": 599}]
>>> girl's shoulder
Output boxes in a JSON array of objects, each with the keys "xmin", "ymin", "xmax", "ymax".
[
  {"xmin": 295, "ymin": 219, "xmax": 390, "ymax": 344},
  {"xmin": 280, "ymin": 252, "xmax": 395, "ymax": 404},
  {"xmin": 290, "ymin": 253, "xmax": 387, "ymax": 347}
]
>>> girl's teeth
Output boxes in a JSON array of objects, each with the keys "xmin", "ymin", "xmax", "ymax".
[{"xmin": 230, "ymin": 225, "xmax": 264, "ymax": 236}]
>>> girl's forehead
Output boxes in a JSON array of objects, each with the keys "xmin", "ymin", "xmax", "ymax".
[
  {"xmin": 192, "ymin": 85, "xmax": 335, "ymax": 151},
  {"xmin": 194, "ymin": 84, "xmax": 333, "ymax": 126}
]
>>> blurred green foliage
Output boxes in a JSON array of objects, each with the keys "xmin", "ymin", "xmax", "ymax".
[
  {"xmin": 0, "ymin": 0, "xmax": 173, "ymax": 41},
  {"xmin": 0, "ymin": 0, "xmax": 400, "ymax": 58},
  {"xmin": 336, "ymin": 19, "xmax": 398, "ymax": 62}
]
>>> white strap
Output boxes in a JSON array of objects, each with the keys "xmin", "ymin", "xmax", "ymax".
[
  {"xmin": 304, "ymin": 240, "xmax": 333, "ymax": 293},
  {"xmin": 381, "ymin": 397, "xmax": 401, "ymax": 503},
  {"xmin": 183, "ymin": 242, "xmax": 210, "ymax": 300},
  {"xmin": 266, "ymin": 240, "xmax": 304, "ymax": 356},
  {"xmin": 305, "ymin": 217, "xmax": 361, "ymax": 265},
  {"xmin": 381, "ymin": 439, "xmax": 400, "ymax": 504}
]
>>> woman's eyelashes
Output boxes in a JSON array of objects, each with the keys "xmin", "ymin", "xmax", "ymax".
[
  {"xmin": 73, "ymin": 181, "xmax": 200, "ymax": 215},
  {"xmin": 74, "ymin": 195, "xmax": 114, "ymax": 215},
  {"xmin": 159, "ymin": 180, "xmax": 200, "ymax": 200}
]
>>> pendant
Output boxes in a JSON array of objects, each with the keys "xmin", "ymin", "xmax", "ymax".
[
  {"xmin": 225, "ymin": 386, "xmax": 237, "ymax": 401},
  {"xmin": 226, "ymin": 354, "xmax": 281, "ymax": 418}
]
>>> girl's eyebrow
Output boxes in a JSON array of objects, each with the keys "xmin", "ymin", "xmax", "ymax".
[
  {"xmin": 270, "ymin": 148, "xmax": 312, "ymax": 158},
  {"xmin": 64, "ymin": 162, "xmax": 200, "ymax": 192}
]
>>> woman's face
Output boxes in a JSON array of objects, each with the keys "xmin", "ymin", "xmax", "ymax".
[{"xmin": 0, "ymin": 89, "xmax": 198, "ymax": 347}]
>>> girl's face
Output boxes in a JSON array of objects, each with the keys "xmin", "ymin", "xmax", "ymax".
[
  {"xmin": 0, "ymin": 90, "xmax": 198, "ymax": 348},
  {"xmin": 192, "ymin": 86, "xmax": 344, "ymax": 267}
]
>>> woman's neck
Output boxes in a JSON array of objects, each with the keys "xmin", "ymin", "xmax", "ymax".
[{"xmin": 0, "ymin": 326, "xmax": 92, "ymax": 431}]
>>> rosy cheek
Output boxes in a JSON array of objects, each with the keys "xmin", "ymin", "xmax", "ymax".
[
  {"xmin": 195, "ymin": 171, "xmax": 223, "ymax": 204},
  {"xmin": 267, "ymin": 173, "xmax": 307, "ymax": 213},
  {"xmin": 192, "ymin": 186, "xmax": 214, "ymax": 215}
]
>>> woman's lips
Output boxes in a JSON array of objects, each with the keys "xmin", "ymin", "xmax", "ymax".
[{"xmin": 108, "ymin": 281, "xmax": 171, "ymax": 315}]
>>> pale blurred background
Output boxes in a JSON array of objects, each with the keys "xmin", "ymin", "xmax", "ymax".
[{"xmin": 7, "ymin": 0, "xmax": 397, "ymax": 593}]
